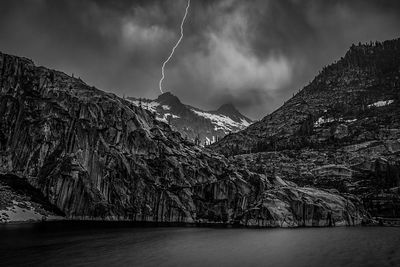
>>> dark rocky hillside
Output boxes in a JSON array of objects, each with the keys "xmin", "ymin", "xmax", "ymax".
[
  {"xmin": 0, "ymin": 52, "xmax": 364, "ymax": 226},
  {"xmin": 212, "ymin": 39, "xmax": 400, "ymax": 154},
  {"xmin": 127, "ymin": 92, "xmax": 252, "ymax": 146},
  {"xmin": 211, "ymin": 38, "xmax": 400, "ymax": 218}
]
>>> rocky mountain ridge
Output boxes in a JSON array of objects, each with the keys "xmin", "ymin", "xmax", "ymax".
[
  {"xmin": 211, "ymin": 38, "xmax": 400, "ymax": 218},
  {"xmin": 212, "ymin": 38, "xmax": 400, "ymax": 155},
  {"xmin": 0, "ymin": 51, "xmax": 363, "ymax": 226},
  {"xmin": 127, "ymin": 92, "xmax": 252, "ymax": 146}
]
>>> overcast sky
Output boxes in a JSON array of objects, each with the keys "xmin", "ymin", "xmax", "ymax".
[{"xmin": 1, "ymin": 0, "xmax": 399, "ymax": 119}]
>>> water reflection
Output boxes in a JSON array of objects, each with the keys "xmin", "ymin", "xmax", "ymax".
[{"xmin": 0, "ymin": 222, "xmax": 399, "ymax": 267}]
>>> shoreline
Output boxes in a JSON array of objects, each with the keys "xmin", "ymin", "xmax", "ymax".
[{"xmin": 1, "ymin": 218, "xmax": 396, "ymax": 228}]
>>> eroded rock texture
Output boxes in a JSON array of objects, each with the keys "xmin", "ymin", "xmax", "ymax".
[
  {"xmin": 212, "ymin": 39, "xmax": 400, "ymax": 218},
  {"xmin": 0, "ymin": 52, "xmax": 363, "ymax": 226}
]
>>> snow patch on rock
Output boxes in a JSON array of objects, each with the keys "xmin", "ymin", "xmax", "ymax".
[
  {"xmin": 156, "ymin": 113, "xmax": 180, "ymax": 123},
  {"xmin": 314, "ymin": 117, "xmax": 357, "ymax": 127},
  {"xmin": 127, "ymin": 99, "xmax": 160, "ymax": 113},
  {"xmin": 192, "ymin": 109, "xmax": 249, "ymax": 133},
  {"xmin": 0, "ymin": 200, "xmax": 63, "ymax": 223},
  {"xmin": 314, "ymin": 117, "xmax": 335, "ymax": 127},
  {"xmin": 368, "ymin": 100, "xmax": 394, "ymax": 108}
]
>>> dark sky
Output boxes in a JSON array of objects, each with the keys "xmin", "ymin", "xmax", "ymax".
[{"xmin": 1, "ymin": 0, "xmax": 399, "ymax": 119}]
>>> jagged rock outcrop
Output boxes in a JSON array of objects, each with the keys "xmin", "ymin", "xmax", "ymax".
[
  {"xmin": 0, "ymin": 52, "xmax": 363, "ymax": 226},
  {"xmin": 211, "ymin": 38, "xmax": 400, "ymax": 217}
]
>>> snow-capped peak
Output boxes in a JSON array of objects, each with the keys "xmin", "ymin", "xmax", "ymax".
[{"xmin": 127, "ymin": 93, "xmax": 252, "ymax": 146}]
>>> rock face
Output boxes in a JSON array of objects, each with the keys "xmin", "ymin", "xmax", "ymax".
[
  {"xmin": 0, "ymin": 52, "xmax": 363, "ymax": 226},
  {"xmin": 127, "ymin": 92, "xmax": 252, "ymax": 146},
  {"xmin": 211, "ymin": 38, "xmax": 400, "ymax": 217}
]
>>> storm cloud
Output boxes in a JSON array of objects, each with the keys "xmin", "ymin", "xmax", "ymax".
[{"xmin": 0, "ymin": 0, "xmax": 399, "ymax": 119}]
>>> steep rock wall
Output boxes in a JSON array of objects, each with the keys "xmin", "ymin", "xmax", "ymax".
[{"xmin": 0, "ymin": 52, "xmax": 364, "ymax": 226}]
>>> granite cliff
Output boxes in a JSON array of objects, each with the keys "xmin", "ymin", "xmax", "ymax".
[
  {"xmin": 0, "ymin": 51, "xmax": 363, "ymax": 226},
  {"xmin": 212, "ymin": 38, "xmax": 400, "ymax": 218}
]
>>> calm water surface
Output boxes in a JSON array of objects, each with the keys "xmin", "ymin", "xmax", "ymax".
[{"xmin": 0, "ymin": 222, "xmax": 399, "ymax": 267}]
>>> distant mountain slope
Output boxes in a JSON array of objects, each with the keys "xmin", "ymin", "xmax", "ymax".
[
  {"xmin": 212, "ymin": 38, "xmax": 400, "ymax": 156},
  {"xmin": 127, "ymin": 92, "xmax": 252, "ymax": 145}
]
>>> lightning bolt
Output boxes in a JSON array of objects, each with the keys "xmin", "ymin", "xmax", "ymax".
[{"xmin": 159, "ymin": 0, "xmax": 191, "ymax": 94}]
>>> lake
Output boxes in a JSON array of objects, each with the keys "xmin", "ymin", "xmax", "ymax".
[{"xmin": 0, "ymin": 222, "xmax": 399, "ymax": 267}]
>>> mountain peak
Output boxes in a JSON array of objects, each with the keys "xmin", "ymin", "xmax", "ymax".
[
  {"xmin": 127, "ymin": 91, "xmax": 252, "ymax": 144},
  {"xmin": 216, "ymin": 102, "xmax": 248, "ymax": 119},
  {"xmin": 156, "ymin": 91, "xmax": 182, "ymax": 105},
  {"xmin": 218, "ymin": 102, "xmax": 237, "ymax": 111}
]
